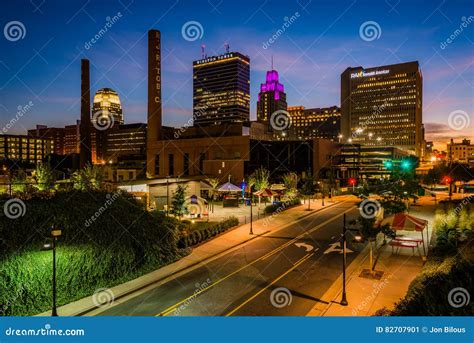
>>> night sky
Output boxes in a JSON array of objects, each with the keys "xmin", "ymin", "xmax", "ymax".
[{"xmin": 1, "ymin": 0, "xmax": 473, "ymax": 150}]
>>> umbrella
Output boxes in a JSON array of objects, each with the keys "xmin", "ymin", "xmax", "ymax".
[
  {"xmin": 380, "ymin": 213, "xmax": 429, "ymax": 256},
  {"xmin": 217, "ymin": 182, "xmax": 242, "ymax": 192},
  {"xmin": 380, "ymin": 213, "xmax": 428, "ymax": 231},
  {"xmin": 253, "ymin": 188, "xmax": 273, "ymax": 197}
]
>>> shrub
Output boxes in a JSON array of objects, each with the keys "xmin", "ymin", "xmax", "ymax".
[
  {"xmin": 264, "ymin": 198, "xmax": 301, "ymax": 214},
  {"xmin": 178, "ymin": 217, "xmax": 239, "ymax": 248},
  {"xmin": 0, "ymin": 191, "xmax": 183, "ymax": 316}
]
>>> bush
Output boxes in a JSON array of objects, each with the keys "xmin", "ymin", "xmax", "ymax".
[
  {"xmin": 0, "ymin": 191, "xmax": 183, "ymax": 316},
  {"xmin": 178, "ymin": 217, "xmax": 239, "ymax": 248},
  {"xmin": 264, "ymin": 198, "xmax": 301, "ymax": 214},
  {"xmin": 387, "ymin": 249, "xmax": 473, "ymax": 316}
]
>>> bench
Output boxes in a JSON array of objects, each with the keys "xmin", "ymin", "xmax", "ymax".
[{"xmin": 389, "ymin": 240, "xmax": 421, "ymax": 255}]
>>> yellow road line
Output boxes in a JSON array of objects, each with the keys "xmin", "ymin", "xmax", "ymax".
[
  {"xmin": 225, "ymin": 252, "xmax": 314, "ymax": 316},
  {"xmin": 156, "ymin": 205, "xmax": 355, "ymax": 316}
]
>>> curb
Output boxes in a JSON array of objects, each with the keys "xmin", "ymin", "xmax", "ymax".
[{"xmin": 37, "ymin": 199, "xmax": 344, "ymax": 317}]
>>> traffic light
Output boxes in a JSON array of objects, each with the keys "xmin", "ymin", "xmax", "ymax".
[
  {"xmin": 383, "ymin": 160, "xmax": 393, "ymax": 169},
  {"xmin": 443, "ymin": 176, "xmax": 452, "ymax": 184},
  {"xmin": 348, "ymin": 177, "xmax": 357, "ymax": 186},
  {"xmin": 401, "ymin": 160, "xmax": 411, "ymax": 171}
]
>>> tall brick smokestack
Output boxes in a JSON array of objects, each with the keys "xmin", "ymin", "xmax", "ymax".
[
  {"xmin": 80, "ymin": 59, "xmax": 92, "ymax": 168},
  {"xmin": 146, "ymin": 29, "xmax": 162, "ymax": 177}
]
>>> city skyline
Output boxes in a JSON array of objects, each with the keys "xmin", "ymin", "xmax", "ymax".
[{"xmin": 1, "ymin": 0, "xmax": 473, "ymax": 151}]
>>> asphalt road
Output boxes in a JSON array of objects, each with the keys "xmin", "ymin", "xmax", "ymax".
[{"xmin": 98, "ymin": 200, "xmax": 364, "ymax": 316}]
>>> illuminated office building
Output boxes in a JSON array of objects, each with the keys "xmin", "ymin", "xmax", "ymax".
[
  {"xmin": 341, "ymin": 61, "xmax": 423, "ymax": 156},
  {"xmin": 286, "ymin": 106, "xmax": 341, "ymax": 140},
  {"xmin": 0, "ymin": 134, "xmax": 54, "ymax": 164},
  {"xmin": 28, "ymin": 125, "xmax": 65, "ymax": 155},
  {"xmin": 92, "ymin": 88, "xmax": 124, "ymax": 126},
  {"xmin": 257, "ymin": 69, "xmax": 287, "ymax": 130},
  {"xmin": 193, "ymin": 52, "xmax": 250, "ymax": 126}
]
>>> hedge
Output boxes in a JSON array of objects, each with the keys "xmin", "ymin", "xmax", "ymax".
[
  {"xmin": 264, "ymin": 198, "xmax": 301, "ymax": 214},
  {"xmin": 0, "ymin": 191, "xmax": 183, "ymax": 316},
  {"xmin": 377, "ymin": 247, "xmax": 473, "ymax": 316},
  {"xmin": 178, "ymin": 217, "xmax": 239, "ymax": 248}
]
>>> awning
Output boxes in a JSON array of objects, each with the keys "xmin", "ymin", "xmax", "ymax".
[
  {"xmin": 254, "ymin": 188, "xmax": 273, "ymax": 197},
  {"xmin": 380, "ymin": 213, "xmax": 428, "ymax": 232},
  {"xmin": 217, "ymin": 182, "xmax": 242, "ymax": 192}
]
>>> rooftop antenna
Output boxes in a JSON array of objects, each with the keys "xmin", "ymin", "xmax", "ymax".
[
  {"xmin": 201, "ymin": 44, "xmax": 206, "ymax": 59},
  {"xmin": 224, "ymin": 42, "xmax": 230, "ymax": 53},
  {"xmin": 271, "ymin": 55, "xmax": 274, "ymax": 70}
]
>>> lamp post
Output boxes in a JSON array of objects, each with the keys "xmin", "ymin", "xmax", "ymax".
[
  {"xmin": 43, "ymin": 227, "xmax": 62, "ymax": 316},
  {"xmin": 166, "ymin": 175, "xmax": 170, "ymax": 216},
  {"xmin": 341, "ymin": 214, "xmax": 348, "ymax": 306},
  {"xmin": 249, "ymin": 185, "xmax": 253, "ymax": 235},
  {"xmin": 340, "ymin": 213, "xmax": 362, "ymax": 306}
]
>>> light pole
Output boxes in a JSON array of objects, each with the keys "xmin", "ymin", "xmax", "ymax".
[
  {"xmin": 166, "ymin": 176, "xmax": 170, "ymax": 216},
  {"xmin": 340, "ymin": 213, "xmax": 362, "ymax": 307},
  {"xmin": 43, "ymin": 227, "xmax": 62, "ymax": 316},
  {"xmin": 341, "ymin": 214, "xmax": 348, "ymax": 306},
  {"xmin": 249, "ymin": 185, "xmax": 253, "ymax": 235}
]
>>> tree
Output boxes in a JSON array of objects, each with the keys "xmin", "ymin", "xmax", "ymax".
[
  {"xmin": 300, "ymin": 171, "xmax": 315, "ymax": 210},
  {"xmin": 11, "ymin": 170, "xmax": 28, "ymax": 193},
  {"xmin": 72, "ymin": 163, "xmax": 104, "ymax": 191},
  {"xmin": 34, "ymin": 163, "xmax": 55, "ymax": 191},
  {"xmin": 249, "ymin": 167, "xmax": 270, "ymax": 207},
  {"xmin": 282, "ymin": 172, "xmax": 298, "ymax": 199},
  {"xmin": 205, "ymin": 177, "xmax": 220, "ymax": 213},
  {"xmin": 171, "ymin": 184, "xmax": 188, "ymax": 218}
]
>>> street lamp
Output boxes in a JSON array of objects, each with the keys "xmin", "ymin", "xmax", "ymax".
[
  {"xmin": 340, "ymin": 214, "xmax": 362, "ymax": 306},
  {"xmin": 249, "ymin": 184, "xmax": 253, "ymax": 235},
  {"xmin": 42, "ymin": 226, "xmax": 62, "ymax": 316},
  {"xmin": 166, "ymin": 175, "xmax": 170, "ymax": 216}
]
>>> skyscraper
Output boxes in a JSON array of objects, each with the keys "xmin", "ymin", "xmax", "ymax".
[
  {"xmin": 193, "ymin": 52, "xmax": 250, "ymax": 126},
  {"xmin": 257, "ymin": 68, "xmax": 287, "ymax": 130},
  {"xmin": 341, "ymin": 61, "xmax": 423, "ymax": 157},
  {"xmin": 92, "ymin": 88, "xmax": 124, "ymax": 126}
]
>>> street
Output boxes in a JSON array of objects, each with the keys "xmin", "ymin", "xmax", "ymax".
[{"xmin": 98, "ymin": 200, "xmax": 365, "ymax": 316}]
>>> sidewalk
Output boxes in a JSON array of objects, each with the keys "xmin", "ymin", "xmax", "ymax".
[
  {"xmin": 38, "ymin": 196, "xmax": 348, "ymax": 316},
  {"xmin": 308, "ymin": 198, "xmax": 436, "ymax": 317}
]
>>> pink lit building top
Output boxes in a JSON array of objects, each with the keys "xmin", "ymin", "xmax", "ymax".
[{"xmin": 259, "ymin": 70, "xmax": 285, "ymax": 101}]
